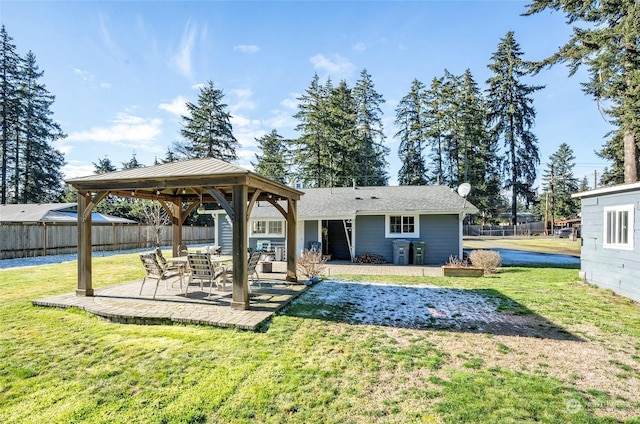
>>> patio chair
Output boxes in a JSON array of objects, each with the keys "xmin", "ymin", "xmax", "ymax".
[
  {"xmin": 155, "ymin": 247, "xmax": 185, "ymax": 289},
  {"xmin": 178, "ymin": 243, "xmax": 189, "ymax": 256},
  {"xmin": 139, "ymin": 253, "xmax": 182, "ymax": 298},
  {"xmin": 224, "ymin": 251, "xmax": 263, "ymax": 292},
  {"xmin": 247, "ymin": 250, "xmax": 262, "ymax": 290},
  {"xmin": 185, "ymin": 253, "xmax": 227, "ymax": 297}
]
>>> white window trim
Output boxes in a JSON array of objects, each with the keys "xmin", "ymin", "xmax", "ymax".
[
  {"xmin": 603, "ymin": 204, "xmax": 634, "ymax": 250},
  {"xmin": 250, "ymin": 219, "xmax": 286, "ymax": 237},
  {"xmin": 385, "ymin": 214, "xmax": 420, "ymax": 239}
]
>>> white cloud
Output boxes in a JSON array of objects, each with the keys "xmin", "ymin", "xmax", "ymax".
[
  {"xmin": 230, "ymin": 88, "xmax": 256, "ymax": 112},
  {"xmin": 353, "ymin": 42, "xmax": 366, "ymax": 53},
  {"xmin": 98, "ymin": 13, "xmax": 121, "ymax": 58},
  {"xmin": 99, "ymin": 82, "xmax": 112, "ymax": 89},
  {"xmin": 309, "ymin": 53, "xmax": 356, "ymax": 80},
  {"xmin": 173, "ymin": 21, "xmax": 199, "ymax": 78},
  {"xmin": 191, "ymin": 83, "xmax": 205, "ymax": 90},
  {"xmin": 66, "ymin": 113, "xmax": 163, "ymax": 152},
  {"xmin": 159, "ymin": 96, "xmax": 189, "ymax": 116},
  {"xmin": 280, "ymin": 93, "xmax": 299, "ymax": 110},
  {"xmin": 234, "ymin": 44, "xmax": 259, "ymax": 53},
  {"xmin": 62, "ymin": 161, "xmax": 96, "ymax": 179},
  {"xmin": 73, "ymin": 68, "xmax": 93, "ymax": 82}
]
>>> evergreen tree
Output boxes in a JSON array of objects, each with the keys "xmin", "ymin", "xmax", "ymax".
[
  {"xmin": 122, "ymin": 152, "xmax": 143, "ymax": 169},
  {"xmin": 423, "ymin": 76, "xmax": 447, "ymax": 184},
  {"xmin": 179, "ymin": 80, "xmax": 238, "ymax": 162},
  {"xmin": 15, "ymin": 51, "xmax": 65, "ymax": 203},
  {"xmin": 326, "ymin": 80, "xmax": 358, "ymax": 187},
  {"xmin": 395, "ymin": 79, "xmax": 428, "ymax": 185},
  {"xmin": 525, "ymin": 0, "xmax": 640, "ymax": 183},
  {"xmin": 93, "ymin": 156, "xmax": 116, "ymax": 174},
  {"xmin": 0, "ymin": 25, "xmax": 21, "ymax": 204},
  {"xmin": 596, "ymin": 128, "xmax": 625, "ymax": 186},
  {"xmin": 542, "ymin": 143, "xmax": 579, "ymax": 221},
  {"xmin": 352, "ymin": 69, "xmax": 389, "ymax": 186},
  {"xmin": 578, "ymin": 175, "xmax": 591, "ymax": 192},
  {"xmin": 292, "ymin": 74, "xmax": 332, "ymax": 187},
  {"xmin": 252, "ymin": 129, "xmax": 289, "ymax": 184},
  {"xmin": 458, "ymin": 69, "xmax": 502, "ymax": 221},
  {"xmin": 486, "ymin": 31, "xmax": 543, "ymax": 225}
]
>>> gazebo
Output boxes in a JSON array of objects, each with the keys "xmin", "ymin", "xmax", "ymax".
[{"xmin": 65, "ymin": 158, "xmax": 303, "ymax": 310}]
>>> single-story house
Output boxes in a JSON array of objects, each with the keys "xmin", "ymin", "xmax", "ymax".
[
  {"xmin": 573, "ymin": 182, "xmax": 640, "ymax": 302},
  {"xmin": 0, "ymin": 203, "xmax": 138, "ymax": 259},
  {"xmin": 0, "ymin": 203, "xmax": 136, "ymax": 224},
  {"xmin": 212, "ymin": 185, "xmax": 478, "ymax": 265}
]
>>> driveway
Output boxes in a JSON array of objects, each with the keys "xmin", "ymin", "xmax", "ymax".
[{"xmin": 464, "ymin": 248, "xmax": 580, "ymax": 267}]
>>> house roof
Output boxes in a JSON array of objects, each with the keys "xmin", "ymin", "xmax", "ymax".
[
  {"xmin": 248, "ymin": 185, "xmax": 479, "ymax": 219},
  {"xmin": 572, "ymin": 181, "xmax": 640, "ymax": 199},
  {"xmin": 0, "ymin": 203, "xmax": 137, "ymax": 224}
]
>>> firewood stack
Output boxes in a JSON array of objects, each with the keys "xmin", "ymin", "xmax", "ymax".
[{"xmin": 354, "ymin": 253, "xmax": 387, "ymax": 264}]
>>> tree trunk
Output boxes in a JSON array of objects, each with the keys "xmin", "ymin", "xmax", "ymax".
[{"xmin": 623, "ymin": 131, "xmax": 638, "ymax": 183}]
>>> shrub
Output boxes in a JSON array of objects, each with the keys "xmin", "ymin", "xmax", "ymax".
[
  {"xmin": 469, "ymin": 249, "xmax": 502, "ymax": 274},
  {"xmin": 296, "ymin": 249, "xmax": 326, "ymax": 278}
]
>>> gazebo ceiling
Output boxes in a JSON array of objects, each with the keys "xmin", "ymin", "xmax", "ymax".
[{"xmin": 66, "ymin": 157, "xmax": 303, "ymax": 203}]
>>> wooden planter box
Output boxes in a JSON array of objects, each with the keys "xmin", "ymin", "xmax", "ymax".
[{"xmin": 441, "ymin": 266, "xmax": 484, "ymax": 277}]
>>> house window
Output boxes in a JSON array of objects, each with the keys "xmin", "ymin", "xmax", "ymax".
[
  {"xmin": 251, "ymin": 220, "xmax": 285, "ymax": 237},
  {"xmin": 385, "ymin": 214, "xmax": 419, "ymax": 238},
  {"xmin": 603, "ymin": 205, "xmax": 634, "ymax": 250}
]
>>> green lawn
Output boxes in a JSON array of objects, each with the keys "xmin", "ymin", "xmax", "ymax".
[{"xmin": 1, "ymin": 255, "xmax": 639, "ymax": 423}]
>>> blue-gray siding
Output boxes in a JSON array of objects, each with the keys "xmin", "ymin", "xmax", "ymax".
[
  {"xmin": 304, "ymin": 220, "xmax": 319, "ymax": 250},
  {"xmin": 580, "ymin": 192, "xmax": 640, "ymax": 302},
  {"xmin": 355, "ymin": 214, "xmax": 459, "ymax": 264},
  {"xmin": 217, "ymin": 215, "xmax": 233, "ymax": 255}
]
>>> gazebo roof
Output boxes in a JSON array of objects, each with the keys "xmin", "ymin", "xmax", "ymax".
[{"xmin": 66, "ymin": 157, "xmax": 303, "ymax": 204}]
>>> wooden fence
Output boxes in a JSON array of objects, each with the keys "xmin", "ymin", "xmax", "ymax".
[
  {"xmin": 0, "ymin": 223, "xmax": 215, "ymax": 260},
  {"xmin": 464, "ymin": 221, "xmax": 546, "ymax": 237}
]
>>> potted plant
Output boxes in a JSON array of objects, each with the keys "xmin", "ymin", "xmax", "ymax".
[{"xmin": 441, "ymin": 255, "xmax": 484, "ymax": 277}]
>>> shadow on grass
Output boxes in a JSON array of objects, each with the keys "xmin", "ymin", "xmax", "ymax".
[{"xmin": 283, "ymin": 280, "xmax": 582, "ymax": 341}]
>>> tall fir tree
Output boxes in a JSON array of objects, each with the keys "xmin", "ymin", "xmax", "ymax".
[
  {"xmin": 179, "ymin": 80, "xmax": 238, "ymax": 162},
  {"xmin": 395, "ymin": 79, "xmax": 428, "ymax": 185},
  {"xmin": 0, "ymin": 25, "xmax": 21, "ymax": 204},
  {"xmin": 327, "ymin": 80, "xmax": 358, "ymax": 187},
  {"xmin": 352, "ymin": 69, "xmax": 389, "ymax": 186},
  {"xmin": 458, "ymin": 69, "xmax": 502, "ymax": 221},
  {"xmin": 292, "ymin": 74, "xmax": 333, "ymax": 187},
  {"xmin": 486, "ymin": 31, "xmax": 543, "ymax": 225},
  {"xmin": 525, "ymin": 0, "xmax": 640, "ymax": 183},
  {"xmin": 252, "ymin": 129, "xmax": 289, "ymax": 185},
  {"xmin": 16, "ymin": 51, "xmax": 65, "ymax": 203},
  {"xmin": 423, "ymin": 76, "xmax": 447, "ymax": 184}
]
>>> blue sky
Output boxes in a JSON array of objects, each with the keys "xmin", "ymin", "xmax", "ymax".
[{"xmin": 2, "ymin": 1, "xmax": 611, "ymax": 187}]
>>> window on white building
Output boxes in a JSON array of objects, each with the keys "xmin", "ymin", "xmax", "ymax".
[{"xmin": 603, "ymin": 205, "xmax": 634, "ymax": 250}]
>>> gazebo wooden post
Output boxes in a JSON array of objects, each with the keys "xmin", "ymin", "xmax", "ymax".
[
  {"xmin": 171, "ymin": 200, "xmax": 183, "ymax": 257},
  {"xmin": 286, "ymin": 198, "xmax": 298, "ymax": 283},
  {"xmin": 231, "ymin": 184, "xmax": 249, "ymax": 310},
  {"xmin": 76, "ymin": 191, "xmax": 94, "ymax": 296}
]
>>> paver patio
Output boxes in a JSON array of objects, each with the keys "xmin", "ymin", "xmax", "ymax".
[{"xmin": 32, "ymin": 261, "xmax": 443, "ymax": 331}]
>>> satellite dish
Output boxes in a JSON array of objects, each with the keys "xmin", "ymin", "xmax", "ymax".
[{"xmin": 457, "ymin": 183, "xmax": 471, "ymax": 198}]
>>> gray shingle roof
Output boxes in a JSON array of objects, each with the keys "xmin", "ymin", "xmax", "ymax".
[
  {"xmin": 0, "ymin": 203, "xmax": 136, "ymax": 223},
  {"xmin": 250, "ymin": 185, "xmax": 478, "ymax": 219}
]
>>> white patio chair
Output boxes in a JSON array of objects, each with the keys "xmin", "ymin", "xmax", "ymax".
[{"xmin": 186, "ymin": 253, "xmax": 226, "ymax": 297}]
